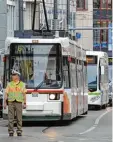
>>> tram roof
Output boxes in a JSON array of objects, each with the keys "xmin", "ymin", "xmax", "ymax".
[
  {"xmin": 86, "ymin": 51, "xmax": 108, "ymax": 57},
  {"xmin": 5, "ymin": 37, "xmax": 69, "ymax": 46},
  {"xmin": 5, "ymin": 37, "xmax": 85, "ymax": 53}
]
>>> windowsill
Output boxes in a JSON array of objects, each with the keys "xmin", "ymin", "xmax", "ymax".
[
  {"xmin": 93, "ymin": 8, "xmax": 112, "ymax": 10},
  {"xmin": 76, "ymin": 8, "xmax": 88, "ymax": 11},
  {"xmin": 7, "ymin": 0, "xmax": 15, "ymax": 6}
]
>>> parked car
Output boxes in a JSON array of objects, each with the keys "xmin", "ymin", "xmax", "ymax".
[
  {"xmin": 108, "ymin": 81, "xmax": 112, "ymax": 107},
  {"xmin": 0, "ymin": 90, "xmax": 3, "ymax": 118}
]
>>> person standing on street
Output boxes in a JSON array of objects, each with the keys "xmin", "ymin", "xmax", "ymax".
[{"xmin": 4, "ymin": 70, "xmax": 27, "ymax": 137}]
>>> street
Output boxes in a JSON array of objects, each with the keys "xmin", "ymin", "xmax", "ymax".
[{"xmin": 0, "ymin": 107, "xmax": 112, "ymax": 142}]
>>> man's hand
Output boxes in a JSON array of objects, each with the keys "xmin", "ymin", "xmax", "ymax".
[
  {"xmin": 4, "ymin": 101, "xmax": 7, "ymax": 109},
  {"xmin": 23, "ymin": 103, "xmax": 26, "ymax": 109}
]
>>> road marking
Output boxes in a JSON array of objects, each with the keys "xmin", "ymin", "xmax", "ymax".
[{"xmin": 79, "ymin": 108, "xmax": 112, "ymax": 135}]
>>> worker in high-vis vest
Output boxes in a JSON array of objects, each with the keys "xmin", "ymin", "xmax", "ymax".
[{"xmin": 4, "ymin": 70, "xmax": 27, "ymax": 137}]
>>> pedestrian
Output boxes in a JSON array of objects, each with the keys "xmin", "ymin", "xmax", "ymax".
[{"xmin": 4, "ymin": 70, "xmax": 27, "ymax": 137}]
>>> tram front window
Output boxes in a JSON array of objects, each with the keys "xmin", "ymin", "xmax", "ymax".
[
  {"xmin": 87, "ymin": 65, "xmax": 97, "ymax": 92},
  {"xmin": 7, "ymin": 44, "xmax": 62, "ymax": 89}
]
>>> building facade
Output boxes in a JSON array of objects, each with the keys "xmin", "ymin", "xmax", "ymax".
[
  {"xmin": 23, "ymin": 0, "xmax": 40, "ymax": 30},
  {"xmin": 40, "ymin": 0, "xmax": 76, "ymax": 30},
  {"xmin": 76, "ymin": 0, "xmax": 93, "ymax": 50},
  {"xmin": 0, "ymin": 0, "xmax": 40, "ymax": 50},
  {"xmin": 0, "ymin": 0, "xmax": 7, "ymax": 50},
  {"xmin": 93, "ymin": 0, "xmax": 112, "ymax": 52},
  {"xmin": 0, "ymin": 0, "xmax": 40, "ymax": 78},
  {"xmin": 93, "ymin": 0, "xmax": 112, "ymax": 86}
]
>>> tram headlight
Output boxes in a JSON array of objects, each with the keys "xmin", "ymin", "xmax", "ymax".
[
  {"xmin": 49, "ymin": 94, "xmax": 56, "ymax": 100},
  {"xmin": 49, "ymin": 94, "xmax": 60, "ymax": 100}
]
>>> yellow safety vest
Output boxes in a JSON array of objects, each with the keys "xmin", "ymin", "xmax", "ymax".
[{"xmin": 7, "ymin": 81, "xmax": 26, "ymax": 103}]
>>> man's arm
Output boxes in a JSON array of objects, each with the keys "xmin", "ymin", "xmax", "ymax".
[
  {"xmin": 23, "ymin": 84, "xmax": 27, "ymax": 104},
  {"xmin": 23, "ymin": 86, "xmax": 27, "ymax": 109},
  {"xmin": 23, "ymin": 92, "xmax": 26, "ymax": 104},
  {"xmin": 4, "ymin": 93, "xmax": 8, "ymax": 104}
]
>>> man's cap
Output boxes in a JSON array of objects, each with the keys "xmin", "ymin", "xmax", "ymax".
[{"xmin": 11, "ymin": 70, "xmax": 21, "ymax": 76}]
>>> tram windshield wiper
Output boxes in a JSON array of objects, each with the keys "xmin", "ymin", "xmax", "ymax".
[{"xmin": 35, "ymin": 81, "xmax": 44, "ymax": 90}]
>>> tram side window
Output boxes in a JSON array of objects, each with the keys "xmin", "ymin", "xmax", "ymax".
[
  {"xmin": 99, "ymin": 60, "xmax": 105, "ymax": 86},
  {"xmin": 99, "ymin": 59, "xmax": 107, "ymax": 84},
  {"xmin": 81, "ymin": 61, "xmax": 84, "ymax": 92},
  {"xmin": 70, "ymin": 58, "xmax": 76, "ymax": 88},
  {"xmin": 100, "ymin": 66, "xmax": 105, "ymax": 84},
  {"xmin": 63, "ymin": 57, "xmax": 70, "ymax": 88},
  {"xmin": 77, "ymin": 60, "xmax": 82, "ymax": 89},
  {"xmin": 104, "ymin": 65, "xmax": 108, "ymax": 83},
  {"xmin": 85, "ymin": 62, "xmax": 88, "ymax": 88},
  {"xmin": 84, "ymin": 61, "xmax": 88, "ymax": 92},
  {"xmin": 76, "ymin": 60, "xmax": 78, "ymax": 88}
]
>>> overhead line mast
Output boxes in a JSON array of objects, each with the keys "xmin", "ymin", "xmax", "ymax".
[{"xmin": 32, "ymin": 0, "xmax": 50, "ymax": 32}]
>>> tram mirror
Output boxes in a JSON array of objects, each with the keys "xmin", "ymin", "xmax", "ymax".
[{"xmin": 101, "ymin": 66, "xmax": 104, "ymax": 75}]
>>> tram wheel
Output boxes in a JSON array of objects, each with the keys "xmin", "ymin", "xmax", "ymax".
[
  {"xmin": 0, "ymin": 111, "xmax": 2, "ymax": 118},
  {"xmin": 110, "ymin": 103, "xmax": 112, "ymax": 107},
  {"xmin": 102, "ymin": 104, "xmax": 106, "ymax": 109},
  {"xmin": 84, "ymin": 110, "xmax": 88, "ymax": 115}
]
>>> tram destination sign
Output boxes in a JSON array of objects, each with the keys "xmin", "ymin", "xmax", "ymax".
[{"xmin": 86, "ymin": 56, "xmax": 97, "ymax": 64}]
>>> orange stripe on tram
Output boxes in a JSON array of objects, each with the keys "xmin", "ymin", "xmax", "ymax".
[{"xmin": 63, "ymin": 92, "xmax": 70, "ymax": 113}]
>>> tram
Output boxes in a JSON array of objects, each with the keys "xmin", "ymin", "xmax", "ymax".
[
  {"xmin": 86, "ymin": 51, "xmax": 109, "ymax": 109},
  {"xmin": 2, "ymin": 34, "xmax": 88, "ymax": 121}
]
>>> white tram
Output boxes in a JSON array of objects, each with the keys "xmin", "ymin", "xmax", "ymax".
[
  {"xmin": 3, "ymin": 36, "xmax": 88, "ymax": 121},
  {"xmin": 86, "ymin": 51, "xmax": 109, "ymax": 109}
]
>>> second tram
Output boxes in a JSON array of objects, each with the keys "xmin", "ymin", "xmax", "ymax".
[{"xmin": 86, "ymin": 51, "xmax": 109, "ymax": 109}]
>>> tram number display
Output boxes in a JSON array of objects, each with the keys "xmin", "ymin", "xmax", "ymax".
[
  {"xmin": 32, "ymin": 93, "xmax": 38, "ymax": 97},
  {"xmin": 86, "ymin": 56, "xmax": 97, "ymax": 64}
]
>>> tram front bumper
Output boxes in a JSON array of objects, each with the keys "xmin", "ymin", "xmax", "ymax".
[
  {"xmin": 21, "ymin": 102, "xmax": 71, "ymax": 121},
  {"xmin": 3, "ymin": 102, "xmax": 71, "ymax": 121}
]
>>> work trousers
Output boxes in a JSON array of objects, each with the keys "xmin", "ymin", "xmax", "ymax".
[{"xmin": 8, "ymin": 101, "xmax": 22, "ymax": 134}]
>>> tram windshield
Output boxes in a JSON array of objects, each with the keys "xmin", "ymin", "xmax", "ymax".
[
  {"xmin": 6, "ymin": 44, "xmax": 62, "ymax": 89},
  {"xmin": 86, "ymin": 55, "xmax": 97, "ymax": 92},
  {"xmin": 87, "ymin": 65, "xmax": 97, "ymax": 91}
]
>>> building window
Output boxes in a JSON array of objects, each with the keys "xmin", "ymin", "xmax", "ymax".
[
  {"xmin": 101, "ymin": 0, "xmax": 107, "ymax": 8},
  {"xmin": 93, "ymin": 0, "xmax": 100, "ymax": 9},
  {"xmin": 7, "ymin": 4, "xmax": 15, "ymax": 36},
  {"xmin": 93, "ymin": 21, "xmax": 100, "ymax": 45},
  {"xmin": 108, "ymin": 0, "xmax": 112, "ymax": 9},
  {"xmin": 93, "ymin": 20, "xmax": 111, "ymax": 49},
  {"xmin": 100, "ymin": 22, "xmax": 107, "ymax": 44},
  {"xmin": 76, "ymin": 0, "xmax": 88, "ymax": 10},
  {"xmin": 93, "ymin": 0, "xmax": 112, "ymax": 9}
]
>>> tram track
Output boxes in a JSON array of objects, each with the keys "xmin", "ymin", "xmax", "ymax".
[
  {"xmin": 42, "ymin": 126, "xmax": 52, "ymax": 134},
  {"xmin": 42, "ymin": 107, "xmax": 112, "ymax": 138},
  {"xmin": 0, "ymin": 107, "xmax": 111, "ymax": 141}
]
